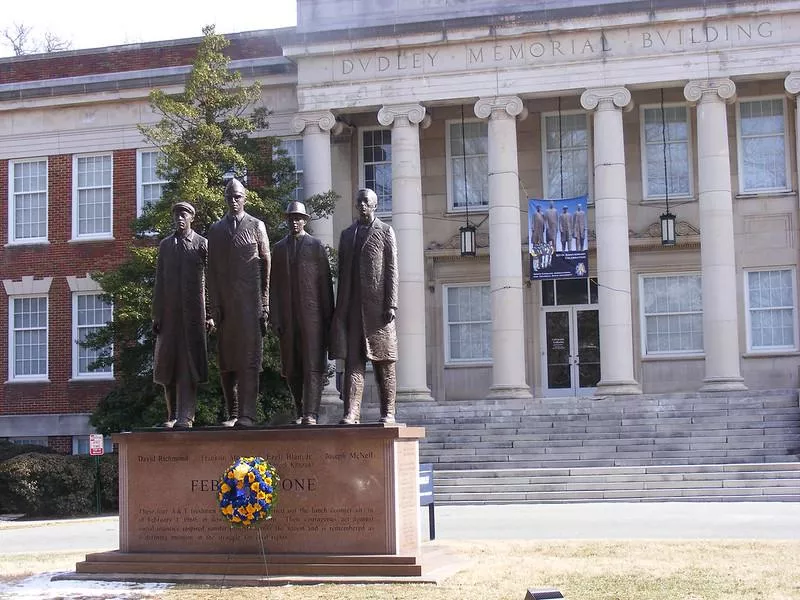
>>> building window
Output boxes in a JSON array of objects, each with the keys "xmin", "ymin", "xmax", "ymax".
[
  {"xmin": 72, "ymin": 293, "xmax": 113, "ymax": 379},
  {"xmin": 641, "ymin": 105, "xmax": 692, "ymax": 199},
  {"xmin": 444, "ymin": 284, "xmax": 491, "ymax": 363},
  {"xmin": 279, "ymin": 138, "xmax": 304, "ymax": 203},
  {"xmin": 745, "ymin": 269, "xmax": 796, "ymax": 351},
  {"xmin": 137, "ymin": 150, "xmax": 168, "ymax": 216},
  {"xmin": 737, "ymin": 98, "xmax": 790, "ymax": 193},
  {"xmin": 360, "ymin": 128, "xmax": 392, "ymax": 215},
  {"xmin": 73, "ymin": 154, "xmax": 113, "ymax": 239},
  {"xmin": 447, "ymin": 119, "xmax": 489, "ymax": 211},
  {"xmin": 542, "ymin": 112, "xmax": 590, "ymax": 199},
  {"xmin": 9, "ymin": 296, "xmax": 48, "ymax": 380},
  {"xmin": 640, "ymin": 274, "xmax": 703, "ymax": 355},
  {"xmin": 9, "ymin": 437, "xmax": 48, "ymax": 447},
  {"xmin": 9, "ymin": 158, "xmax": 48, "ymax": 244}
]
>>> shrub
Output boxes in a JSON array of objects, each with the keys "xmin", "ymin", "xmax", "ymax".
[
  {"xmin": 0, "ymin": 453, "xmax": 95, "ymax": 516},
  {"xmin": 98, "ymin": 453, "xmax": 119, "ymax": 511}
]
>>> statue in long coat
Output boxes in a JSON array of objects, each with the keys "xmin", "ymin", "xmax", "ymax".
[
  {"xmin": 330, "ymin": 188, "xmax": 399, "ymax": 425},
  {"xmin": 269, "ymin": 201, "xmax": 334, "ymax": 425},
  {"xmin": 207, "ymin": 178, "xmax": 270, "ymax": 427},
  {"xmin": 152, "ymin": 201, "xmax": 209, "ymax": 428}
]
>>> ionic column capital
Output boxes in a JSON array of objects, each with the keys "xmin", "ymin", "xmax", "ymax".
[
  {"xmin": 580, "ymin": 87, "xmax": 632, "ymax": 112},
  {"xmin": 292, "ymin": 110, "xmax": 339, "ymax": 135},
  {"xmin": 474, "ymin": 96, "xmax": 527, "ymax": 121},
  {"xmin": 377, "ymin": 103, "xmax": 428, "ymax": 128},
  {"xmin": 683, "ymin": 78, "xmax": 736, "ymax": 105},
  {"xmin": 785, "ymin": 72, "xmax": 800, "ymax": 96}
]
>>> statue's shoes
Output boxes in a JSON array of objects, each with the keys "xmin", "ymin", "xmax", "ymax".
[
  {"xmin": 220, "ymin": 418, "xmax": 238, "ymax": 428},
  {"xmin": 234, "ymin": 417, "xmax": 255, "ymax": 428},
  {"xmin": 302, "ymin": 415, "xmax": 318, "ymax": 425},
  {"xmin": 378, "ymin": 415, "xmax": 396, "ymax": 424},
  {"xmin": 173, "ymin": 421, "xmax": 193, "ymax": 430},
  {"xmin": 158, "ymin": 420, "xmax": 177, "ymax": 428},
  {"xmin": 339, "ymin": 415, "xmax": 360, "ymax": 425},
  {"xmin": 293, "ymin": 416, "xmax": 303, "ymax": 425}
]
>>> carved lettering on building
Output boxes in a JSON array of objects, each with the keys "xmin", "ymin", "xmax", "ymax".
[{"xmin": 332, "ymin": 18, "xmax": 779, "ymax": 80}]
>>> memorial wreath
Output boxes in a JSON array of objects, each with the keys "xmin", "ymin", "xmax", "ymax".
[{"xmin": 218, "ymin": 456, "xmax": 279, "ymax": 527}]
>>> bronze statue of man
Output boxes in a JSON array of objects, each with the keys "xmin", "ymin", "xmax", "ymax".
[
  {"xmin": 207, "ymin": 178, "xmax": 271, "ymax": 427},
  {"xmin": 152, "ymin": 201, "xmax": 211, "ymax": 428},
  {"xmin": 270, "ymin": 201, "xmax": 334, "ymax": 425},
  {"xmin": 330, "ymin": 188, "xmax": 399, "ymax": 424}
]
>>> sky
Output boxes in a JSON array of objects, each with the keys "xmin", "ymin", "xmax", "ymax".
[{"xmin": 0, "ymin": 0, "xmax": 297, "ymax": 57}]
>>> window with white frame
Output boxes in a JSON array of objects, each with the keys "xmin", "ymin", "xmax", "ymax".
[
  {"xmin": 640, "ymin": 274, "xmax": 703, "ymax": 355},
  {"xmin": 737, "ymin": 98, "xmax": 790, "ymax": 193},
  {"xmin": 279, "ymin": 138, "xmax": 304, "ymax": 203},
  {"xmin": 361, "ymin": 128, "xmax": 392, "ymax": 214},
  {"xmin": 9, "ymin": 296, "xmax": 48, "ymax": 380},
  {"xmin": 444, "ymin": 284, "xmax": 491, "ymax": 363},
  {"xmin": 9, "ymin": 158, "xmax": 48, "ymax": 244},
  {"xmin": 641, "ymin": 105, "xmax": 692, "ymax": 199},
  {"xmin": 73, "ymin": 154, "xmax": 113, "ymax": 238},
  {"xmin": 745, "ymin": 269, "xmax": 796, "ymax": 351},
  {"xmin": 137, "ymin": 150, "xmax": 168, "ymax": 216},
  {"xmin": 447, "ymin": 120, "xmax": 489, "ymax": 211},
  {"xmin": 542, "ymin": 112, "xmax": 590, "ymax": 199},
  {"xmin": 9, "ymin": 437, "xmax": 48, "ymax": 447},
  {"xmin": 73, "ymin": 293, "xmax": 113, "ymax": 378}
]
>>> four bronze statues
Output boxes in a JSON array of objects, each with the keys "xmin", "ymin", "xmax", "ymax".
[{"xmin": 153, "ymin": 182, "xmax": 400, "ymax": 427}]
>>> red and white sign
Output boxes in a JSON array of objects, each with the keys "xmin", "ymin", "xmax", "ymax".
[{"xmin": 89, "ymin": 434, "xmax": 105, "ymax": 456}]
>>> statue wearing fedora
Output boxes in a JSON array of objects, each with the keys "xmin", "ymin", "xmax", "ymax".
[
  {"xmin": 152, "ymin": 201, "xmax": 212, "ymax": 428},
  {"xmin": 269, "ymin": 201, "xmax": 334, "ymax": 425}
]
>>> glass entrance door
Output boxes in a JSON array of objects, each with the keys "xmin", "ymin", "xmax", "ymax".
[{"xmin": 542, "ymin": 306, "xmax": 600, "ymax": 396}]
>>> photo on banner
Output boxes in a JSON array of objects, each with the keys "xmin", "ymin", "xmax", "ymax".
[{"xmin": 528, "ymin": 196, "xmax": 589, "ymax": 280}]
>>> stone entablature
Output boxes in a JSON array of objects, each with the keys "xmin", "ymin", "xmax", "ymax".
[{"xmin": 288, "ymin": 6, "xmax": 799, "ymax": 111}]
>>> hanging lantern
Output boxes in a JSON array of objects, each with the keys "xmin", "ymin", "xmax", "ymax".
[
  {"xmin": 660, "ymin": 211, "xmax": 676, "ymax": 246},
  {"xmin": 460, "ymin": 223, "xmax": 477, "ymax": 256}
]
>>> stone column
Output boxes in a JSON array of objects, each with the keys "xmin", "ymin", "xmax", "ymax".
[
  {"xmin": 474, "ymin": 96, "xmax": 532, "ymax": 400},
  {"xmin": 292, "ymin": 110, "xmax": 338, "ymax": 247},
  {"xmin": 684, "ymin": 79, "xmax": 747, "ymax": 391},
  {"xmin": 292, "ymin": 110, "xmax": 341, "ymax": 405},
  {"xmin": 785, "ymin": 73, "xmax": 800, "ymax": 268},
  {"xmin": 580, "ymin": 87, "xmax": 641, "ymax": 395},
  {"xmin": 378, "ymin": 104, "xmax": 434, "ymax": 402}
]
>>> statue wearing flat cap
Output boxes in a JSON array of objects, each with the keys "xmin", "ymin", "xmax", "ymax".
[
  {"xmin": 152, "ymin": 201, "xmax": 212, "ymax": 428},
  {"xmin": 269, "ymin": 201, "xmax": 334, "ymax": 425},
  {"xmin": 207, "ymin": 178, "xmax": 271, "ymax": 427}
]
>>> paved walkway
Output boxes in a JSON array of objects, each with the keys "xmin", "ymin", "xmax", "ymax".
[{"xmin": 2, "ymin": 502, "xmax": 800, "ymax": 554}]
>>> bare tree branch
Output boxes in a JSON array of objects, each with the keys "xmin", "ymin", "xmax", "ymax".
[{"xmin": 1, "ymin": 22, "xmax": 72, "ymax": 55}]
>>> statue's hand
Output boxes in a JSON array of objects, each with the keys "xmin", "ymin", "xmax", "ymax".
[
  {"xmin": 206, "ymin": 319, "xmax": 216, "ymax": 334},
  {"xmin": 152, "ymin": 320, "xmax": 160, "ymax": 335},
  {"xmin": 384, "ymin": 308, "xmax": 396, "ymax": 323}
]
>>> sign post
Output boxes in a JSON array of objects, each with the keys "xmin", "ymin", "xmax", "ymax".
[{"xmin": 89, "ymin": 434, "xmax": 104, "ymax": 514}]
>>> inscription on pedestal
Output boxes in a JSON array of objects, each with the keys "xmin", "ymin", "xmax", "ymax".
[{"xmin": 118, "ymin": 430, "xmax": 422, "ymax": 556}]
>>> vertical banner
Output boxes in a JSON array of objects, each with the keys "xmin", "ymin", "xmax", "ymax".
[{"xmin": 529, "ymin": 196, "xmax": 589, "ymax": 280}]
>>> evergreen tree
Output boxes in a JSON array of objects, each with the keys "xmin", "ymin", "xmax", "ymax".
[{"xmin": 88, "ymin": 26, "xmax": 336, "ymax": 433}]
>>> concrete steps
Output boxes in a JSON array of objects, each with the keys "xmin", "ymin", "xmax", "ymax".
[
  {"xmin": 384, "ymin": 389, "xmax": 800, "ymax": 503},
  {"xmin": 432, "ymin": 463, "xmax": 800, "ymax": 503}
]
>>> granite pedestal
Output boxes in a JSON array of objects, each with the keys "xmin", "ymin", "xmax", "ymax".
[{"xmin": 76, "ymin": 424, "xmax": 426, "ymax": 581}]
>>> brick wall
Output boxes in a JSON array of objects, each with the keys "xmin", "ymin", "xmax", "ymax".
[
  {"xmin": 0, "ymin": 33, "xmax": 283, "ymax": 84},
  {"xmin": 0, "ymin": 149, "xmax": 140, "ymax": 416},
  {"xmin": 48, "ymin": 436, "xmax": 72, "ymax": 454}
]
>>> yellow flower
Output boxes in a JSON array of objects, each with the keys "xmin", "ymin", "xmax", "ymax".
[
  {"xmin": 265, "ymin": 494, "xmax": 273, "ymax": 503},
  {"xmin": 221, "ymin": 505, "xmax": 233, "ymax": 515},
  {"xmin": 242, "ymin": 519, "xmax": 251, "ymax": 526},
  {"xmin": 264, "ymin": 477, "xmax": 272, "ymax": 486},
  {"xmin": 256, "ymin": 491, "xmax": 266, "ymax": 500},
  {"xmin": 247, "ymin": 472, "xmax": 255, "ymax": 483},
  {"xmin": 233, "ymin": 462, "xmax": 250, "ymax": 480},
  {"xmin": 250, "ymin": 482, "xmax": 260, "ymax": 492},
  {"xmin": 226, "ymin": 470, "xmax": 234, "ymax": 479},
  {"xmin": 220, "ymin": 483, "xmax": 231, "ymax": 493}
]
